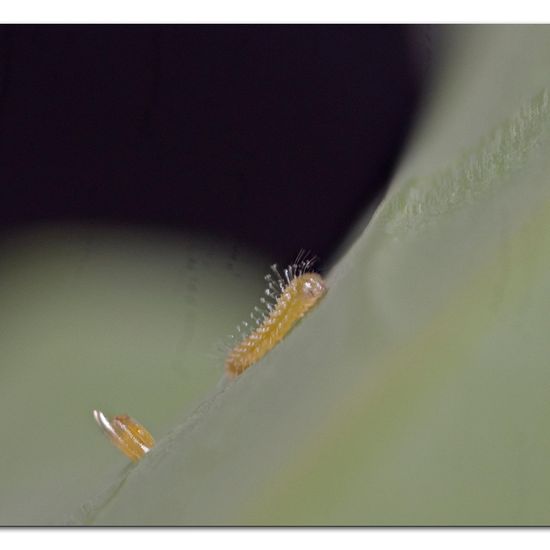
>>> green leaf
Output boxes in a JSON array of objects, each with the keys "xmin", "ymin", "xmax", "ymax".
[{"xmin": 3, "ymin": 26, "xmax": 550, "ymax": 525}]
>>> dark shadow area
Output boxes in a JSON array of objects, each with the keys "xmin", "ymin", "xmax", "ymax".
[{"xmin": 0, "ymin": 25, "xmax": 427, "ymax": 266}]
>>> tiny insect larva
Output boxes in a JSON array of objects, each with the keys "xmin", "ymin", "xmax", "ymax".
[
  {"xmin": 93, "ymin": 409, "xmax": 155, "ymax": 462},
  {"xmin": 225, "ymin": 251, "xmax": 327, "ymax": 378}
]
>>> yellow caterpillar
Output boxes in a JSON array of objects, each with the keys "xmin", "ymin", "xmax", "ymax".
[{"xmin": 225, "ymin": 251, "xmax": 327, "ymax": 378}]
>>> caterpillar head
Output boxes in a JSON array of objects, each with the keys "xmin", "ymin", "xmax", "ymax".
[{"xmin": 296, "ymin": 272, "xmax": 327, "ymax": 307}]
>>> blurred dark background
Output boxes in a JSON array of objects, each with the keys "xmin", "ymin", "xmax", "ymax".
[{"xmin": 0, "ymin": 25, "xmax": 428, "ymax": 266}]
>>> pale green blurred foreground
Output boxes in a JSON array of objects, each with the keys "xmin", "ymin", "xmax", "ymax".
[{"xmin": 1, "ymin": 26, "xmax": 550, "ymax": 524}]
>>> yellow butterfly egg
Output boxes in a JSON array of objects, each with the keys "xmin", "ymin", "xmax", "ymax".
[{"xmin": 93, "ymin": 410, "xmax": 155, "ymax": 462}]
